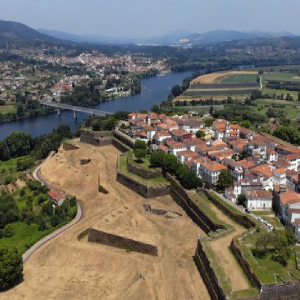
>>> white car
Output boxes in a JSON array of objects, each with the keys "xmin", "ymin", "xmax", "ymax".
[{"xmin": 267, "ymin": 224, "xmax": 274, "ymax": 230}]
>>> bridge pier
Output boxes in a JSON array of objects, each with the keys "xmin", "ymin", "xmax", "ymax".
[
  {"xmin": 73, "ymin": 110, "xmax": 77, "ymax": 119},
  {"xmin": 57, "ymin": 107, "xmax": 61, "ymax": 116}
]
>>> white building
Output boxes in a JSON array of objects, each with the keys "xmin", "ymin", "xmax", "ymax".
[{"xmin": 244, "ymin": 190, "xmax": 272, "ymax": 210}]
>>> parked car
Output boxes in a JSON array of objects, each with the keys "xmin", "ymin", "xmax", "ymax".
[
  {"xmin": 267, "ymin": 224, "xmax": 274, "ymax": 230},
  {"xmin": 245, "ymin": 208, "xmax": 251, "ymax": 214},
  {"xmin": 257, "ymin": 217, "xmax": 263, "ymax": 222}
]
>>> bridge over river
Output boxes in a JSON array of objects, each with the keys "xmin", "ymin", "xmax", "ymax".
[{"xmin": 39, "ymin": 101, "xmax": 113, "ymax": 118}]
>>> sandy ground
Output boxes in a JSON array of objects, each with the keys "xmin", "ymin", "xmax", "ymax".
[
  {"xmin": 208, "ymin": 204, "xmax": 251, "ymax": 292},
  {"xmin": 191, "ymin": 70, "xmax": 258, "ymax": 84},
  {"xmin": 1, "ymin": 142, "xmax": 210, "ymax": 300}
]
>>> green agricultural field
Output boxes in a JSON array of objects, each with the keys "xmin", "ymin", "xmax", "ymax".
[
  {"xmin": 221, "ymin": 74, "xmax": 258, "ymax": 84},
  {"xmin": 262, "ymin": 72, "xmax": 298, "ymax": 82},
  {"xmin": 0, "ymin": 156, "xmax": 30, "ymax": 183},
  {"xmin": 0, "ymin": 222, "xmax": 67, "ymax": 254},
  {"xmin": 262, "ymin": 88, "xmax": 299, "ymax": 100},
  {"xmin": 255, "ymin": 65, "xmax": 300, "ymax": 72},
  {"xmin": 0, "ymin": 104, "xmax": 17, "ymax": 115},
  {"xmin": 252, "ymin": 99, "xmax": 300, "ymax": 120}
]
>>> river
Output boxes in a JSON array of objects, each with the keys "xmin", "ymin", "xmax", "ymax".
[{"xmin": 0, "ymin": 71, "xmax": 193, "ymax": 140}]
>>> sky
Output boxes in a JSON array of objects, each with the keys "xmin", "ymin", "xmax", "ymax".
[{"xmin": 0, "ymin": 0, "xmax": 299, "ymax": 38}]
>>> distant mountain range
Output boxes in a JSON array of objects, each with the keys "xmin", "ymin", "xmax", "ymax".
[
  {"xmin": 0, "ymin": 19, "xmax": 298, "ymax": 48},
  {"xmin": 39, "ymin": 28, "xmax": 298, "ymax": 46}
]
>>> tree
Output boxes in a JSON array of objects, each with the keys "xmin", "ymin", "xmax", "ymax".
[
  {"xmin": 204, "ymin": 118, "xmax": 213, "ymax": 127},
  {"xmin": 16, "ymin": 105, "xmax": 24, "ymax": 118},
  {"xmin": 134, "ymin": 148, "xmax": 146, "ymax": 162},
  {"xmin": 255, "ymin": 232, "xmax": 274, "ymax": 257},
  {"xmin": 217, "ymin": 169, "xmax": 233, "ymax": 191},
  {"xmin": 0, "ymin": 246, "xmax": 23, "ymax": 290},
  {"xmin": 285, "ymin": 227, "xmax": 296, "ymax": 246},
  {"xmin": 272, "ymin": 230, "xmax": 290, "ymax": 266},
  {"xmin": 209, "ymin": 106, "xmax": 213, "ymax": 115},
  {"xmin": 152, "ymin": 104, "xmax": 160, "ymax": 114},
  {"xmin": 4, "ymin": 132, "xmax": 33, "ymax": 158},
  {"xmin": 150, "ymin": 151, "xmax": 165, "ymax": 168},
  {"xmin": 0, "ymin": 142, "xmax": 10, "ymax": 161},
  {"xmin": 240, "ymin": 120, "xmax": 251, "ymax": 129},
  {"xmin": 41, "ymin": 201, "xmax": 53, "ymax": 217},
  {"xmin": 237, "ymin": 194, "xmax": 246, "ymax": 205},
  {"xmin": 134, "ymin": 140, "xmax": 147, "ymax": 150},
  {"xmin": 164, "ymin": 154, "xmax": 180, "ymax": 175},
  {"xmin": 171, "ymin": 85, "xmax": 182, "ymax": 97},
  {"xmin": 196, "ymin": 130, "xmax": 205, "ymax": 139},
  {"xmin": 258, "ymin": 70, "xmax": 264, "ymax": 76},
  {"xmin": 298, "ymin": 92, "xmax": 300, "ymax": 102},
  {"xmin": 239, "ymin": 150, "xmax": 249, "ymax": 160}
]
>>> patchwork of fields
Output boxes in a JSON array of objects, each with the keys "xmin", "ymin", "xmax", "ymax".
[{"xmin": 176, "ymin": 70, "xmax": 260, "ymax": 101}]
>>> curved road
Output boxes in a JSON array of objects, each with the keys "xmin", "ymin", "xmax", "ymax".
[{"xmin": 23, "ymin": 152, "xmax": 83, "ymax": 263}]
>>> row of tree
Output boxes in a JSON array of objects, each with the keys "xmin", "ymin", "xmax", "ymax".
[{"xmin": 0, "ymin": 124, "xmax": 73, "ymax": 161}]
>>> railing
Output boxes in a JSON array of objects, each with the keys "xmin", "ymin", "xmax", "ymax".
[{"xmin": 39, "ymin": 100, "xmax": 113, "ymax": 117}]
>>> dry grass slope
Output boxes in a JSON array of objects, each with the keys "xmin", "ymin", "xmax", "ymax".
[{"xmin": 1, "ymin": 142, "xmax": 210, "ymax": 300}]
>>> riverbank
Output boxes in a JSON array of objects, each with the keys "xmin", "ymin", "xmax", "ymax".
[{"xmin": 0, "ymin": 71, "xmax": 193, "ymax": 140}]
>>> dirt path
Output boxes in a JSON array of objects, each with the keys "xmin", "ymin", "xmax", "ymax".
[
  {"xmin": 1, "ymin": 142, "xmax": 210, "ymax": 300},
  {"xmin": 207, "ymin": 202, "xmax": 251, "ymax": 292}
]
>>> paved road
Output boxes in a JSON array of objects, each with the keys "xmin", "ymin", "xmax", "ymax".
[{"xmin": 23, "ymin": 152, "xmax": 83, "ymax": 263}]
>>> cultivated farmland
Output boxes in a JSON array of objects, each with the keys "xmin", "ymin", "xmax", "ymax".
[{"xmin": 176, "ymin": 70, "xmax": 260, "ymax": 102}]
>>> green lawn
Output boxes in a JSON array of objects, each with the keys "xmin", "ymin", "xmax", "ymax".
[
  {"xmin": 208, "ymin": 191, "xmax": 252, "ymax": 219},
  {"xmin": 238, "ymin": 231, "xmax": 300, "ymax": 284},
  {"xmin": 263, "ymin": 216, "xmax": 283, "ymax": 228},
  {"xmin": 252, "ymin": 211, "xmax": 283, "ymax": 228},
  {"xmin": 191, "ymin": 192, "xmax": 233, "ymax": 230},
  {"xmin": 0, "ymin": 221, "xmax": 68, "ymax": 254},
  {"xmin": 221, "ymin": 74, "xmax": 258, "ymax": 84},
  {"xmin": 252, "ymin": 210, "xmax": 274, "ymax": 216},
  {"xmin": 127, "ymin": 151, "xmax": 153, "ymax": 171},
  {"xmin": 231, "ymin": 288, "xmax": 260, "ymax": 300},
  {"xmin": 119, "ymin": 154, "xmax": 169, "ymax": 186},
  {"xmin": 0, "ymin": 104, "xmax": 17, "ymax": 115}
]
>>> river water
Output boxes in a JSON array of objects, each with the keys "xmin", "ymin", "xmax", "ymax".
[{"xmin": 0, "ymin": 71, "xmax": 193, "ymax": 140}]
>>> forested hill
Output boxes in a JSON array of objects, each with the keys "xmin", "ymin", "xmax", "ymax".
[{"xmin": 0, "ymin": 20, "xmax": 68, "ymax": 47}]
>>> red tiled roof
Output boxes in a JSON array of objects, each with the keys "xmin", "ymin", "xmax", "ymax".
[{"xmin": 49, "ymin": 189, "xmax": 65, "ymax": 203}]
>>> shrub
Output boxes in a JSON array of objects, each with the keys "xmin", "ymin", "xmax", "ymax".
[{"xmin": 0, "ymin": 246, "xmax": 23, "ymax": 290}]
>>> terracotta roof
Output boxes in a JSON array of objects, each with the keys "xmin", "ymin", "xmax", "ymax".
[
  {"xmin": 153, "ymin": 130, "xmax": 171, "ymax": 139},
  {"xmin": 49, "ymin": 189, "xmax": 65, "ymax": 203},
  {"xmin": 230, "ymin": 124, "xmax": 240, "ymax": 130},
  {"xmin": 274, "ymin": 168, "xmax": 286, "ymax": 174},
  {"xmin": 245, "ymin": 190, "xmax": 272, "ymax": 199},
  {"xmin": 238, "ymin": 160, "xmax": 256, "ymax": 170},
  {"xmin": 158, "ymin": 144, "xmax": 168, "ymax": 152},
  {"xmin": 142, "ymin": 125, "xmax": 155, "ymax": 131},
  {"xmin": 166, "ymin": 140, "xmax": 186, "ymax": 149},
  {"xmin": 202, "ymin": 161, "xmax": 227, "ymax": 172},
  {"xmin": 158, "ymin": 144, "xmax": 168, "ymax": 151},
  {"xmin": 248, "ymin": 164, "xmax": 273, "ymax": 178},
  {"xmin": 170, "ymin": 129, "xmax": 191, "ymax": 137},
  {"xmin": 183, "ymin": 138, "xmax": 206, "ymax": 146},
  {"xmin": 177, "ymin": 150, "xmax": 195, "ymax": 157},
  {"xmin": 280, "ymin": 190, "xmax": 300, "ymax": 205}
]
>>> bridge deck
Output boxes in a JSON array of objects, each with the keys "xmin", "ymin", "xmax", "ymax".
[{"xmin": 40, "ymin": 101, "xmax": 113, "ymax": 116}]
